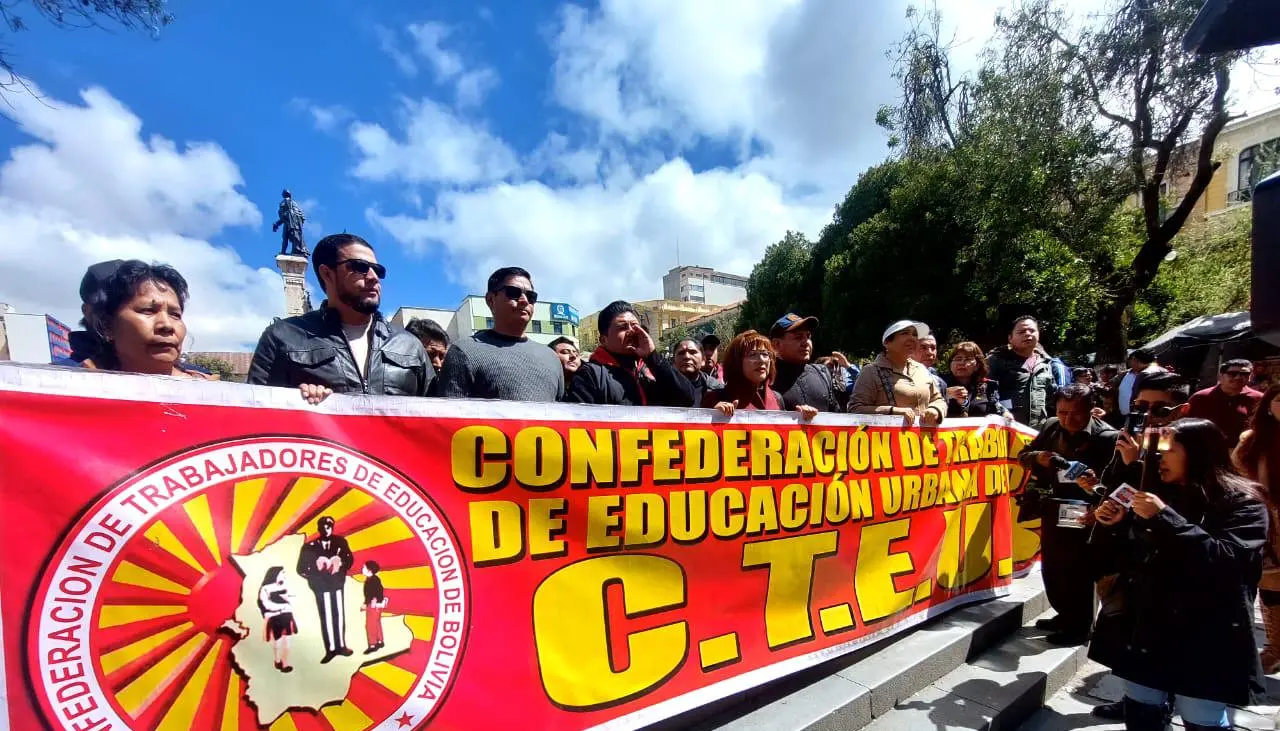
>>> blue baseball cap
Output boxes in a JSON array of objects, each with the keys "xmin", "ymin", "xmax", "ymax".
[{"xmin": 770, "ymin": 313, "xmax": 819, "ymax": 338}]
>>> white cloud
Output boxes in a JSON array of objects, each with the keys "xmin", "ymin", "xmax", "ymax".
[
  {"xmin": 375, "ymin": 24, "xmax": 419, "ymax": 77},
  {"xmin": 547, "ymin": 0, "xmax": 907, "ymax": 192},
  {"xmin": 380, "ymin": 21, "xmax": 501, "ymax": 107},
  {"xmin": 407, "ymin": 22, "xmax": 465, "ymax": 81},
  {"xmin": 368, "ymin": 159, "xmax": 829, "ymax": 311},
  {"xmin": 350, "ymin": 97, "xmax": 519, "ymax": 185},
  {"xmin": 290, "ymin": 98, "xmax": 354, "ymax": 134},
  {"xmin": 455, "ymin": 68, "xmax": 500, "ymax": 108},
  {"xmin": 0, "ymin": 83, "xmax": 283, "ymax": 352}
]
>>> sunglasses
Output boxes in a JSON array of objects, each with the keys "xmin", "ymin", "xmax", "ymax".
[
  {"xmin": 495, "ymin": 285, "xmax": 538, "ymax": 304},
  {"xmin": 1132, "ymin": 403, "xmax": 1177, "ymax": 417},
  {"xmin": 338, "ymin": 259, "xmax": 387, "ymax": 279},
  {"xmin": 1223, "ymin": 371, "xmax": 1251, "ymax": 379}
]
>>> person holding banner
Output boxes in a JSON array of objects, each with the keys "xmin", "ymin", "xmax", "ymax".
[
  {"xmin": 1090, "ymin": 419, "xmax": 1267, "ymax": 731},
  {"xmin": 78, "ymin": 260, "xmax": 214, "ymax": 380},
  {"xmin": 850, "ymin": 320, "xmax": 945, "ymax": 426},
  {"xmin": 701, "ymin": 330, "xmax": 817, "ymax": 420},
  {"xmin": 438, "ymin": 267, "xmax": 566, "ymax": 402},
  {"xmin": 248, "ymin": 234, "xmax": 434, "ymax": 402},
  {"xmin": 570, "ymin": 300, "xmax": 694, "ymax": 407}
]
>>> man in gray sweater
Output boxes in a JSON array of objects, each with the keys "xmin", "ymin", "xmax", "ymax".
[{"xmin": 437, "ymin": 267, "xmax": 565, "ymax": 402}]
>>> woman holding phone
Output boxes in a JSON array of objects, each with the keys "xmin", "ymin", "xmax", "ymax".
[{"xmin": 1090, "ymin": 419, "xmax": 1267, "ymax": 730}]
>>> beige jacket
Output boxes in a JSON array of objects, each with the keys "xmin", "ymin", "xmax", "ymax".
[{"xmin": 850, "ymin": 354, "xmax": 946, "ymax": 420}]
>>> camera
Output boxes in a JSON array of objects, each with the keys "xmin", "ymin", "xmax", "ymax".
[{"xmin": 1125, "ymin": 405, "xmax": 1148, "ymax": 438}]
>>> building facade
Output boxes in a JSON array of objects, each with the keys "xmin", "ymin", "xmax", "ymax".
[
  {"xmin": 391, "ymin": 297, "xmax": 580, "ymax": 347},
  {"xmin": 1157, "ymin": 104, "xmax": 1280, "ymax": 217},
  {"xmin": 661, "ymin": 266, "xmax": 748, "ymax": 306},
  {"xmin": 577, "ymin": 299, "xmax": 727, "ymax": 351}
]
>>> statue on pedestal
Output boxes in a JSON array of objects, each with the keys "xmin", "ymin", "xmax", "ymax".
[{"xmin": 273, "ymin": 190, "xmax": 309, "ymax": 258}]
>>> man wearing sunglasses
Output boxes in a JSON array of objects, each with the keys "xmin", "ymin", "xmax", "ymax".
[
  {"xmin": 1186, "ymin": 359, "xmax": 1263, "ymax": 446},
  {"xmin": 436, "ymin": 267, "xmax": 565, "ymax": 402},
  {"xmin": 248, "ymin": 234, "xmax": 434, "ymax": 401}
]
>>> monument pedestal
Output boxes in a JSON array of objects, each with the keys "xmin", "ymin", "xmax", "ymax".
[{"xmin": 276, "ymin": 255, "xmax": 312, "ymax": 317}]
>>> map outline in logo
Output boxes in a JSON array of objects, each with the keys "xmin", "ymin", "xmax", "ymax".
[{"xmin": 26, "ymin": 435, "xmax": 470, "ymax": 731}]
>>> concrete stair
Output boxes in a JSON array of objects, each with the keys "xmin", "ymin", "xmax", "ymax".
[{"xmin": 646, "ymin": 573, "xmax": 1084, "ymax": 731}]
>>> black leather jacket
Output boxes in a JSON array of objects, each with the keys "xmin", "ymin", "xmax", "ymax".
[{"xmin": 247, "ymin": 308, "xmax": 434, "ymax": 396}]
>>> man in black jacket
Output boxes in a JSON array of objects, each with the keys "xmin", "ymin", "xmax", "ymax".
[
  {"xmin": 769, "ymin": 313, "xmax": 839, "ymax": 412},
  {"xmin": 248, "ymin": 234, "xmax": 434, "ymax": 401},
  {"xmin": 673, "ymin": 337, "xmax": 723, "ymax": 405},
  {"xmin": 570, "ymin": 301, "xmax": 694, "ymax": 407},
  {"xmin": 1018, "ymin": 383, "xmax": 1119, "ymax": 645}
]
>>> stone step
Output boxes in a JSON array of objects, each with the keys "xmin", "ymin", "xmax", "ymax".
[
  {"xmin": 863, "ymin": 602, "xmax": 1087, "ymax": 731},
  {"xmin": 645, "ymin": 574, "xmax": 1049, "ymax": 731}
]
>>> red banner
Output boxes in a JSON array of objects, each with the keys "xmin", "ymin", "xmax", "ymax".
[{"xmin": 0, "ymin": 365, "xmax": 1040, "ymax": 731}]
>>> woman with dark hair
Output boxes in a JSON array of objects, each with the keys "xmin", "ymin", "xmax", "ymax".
[
  {"xmin": 702, "ymin": 330, "xmax": 817, "ymax": 420},
  {"xmin": 1235, "ymin": 385, "xmax": 1280, "ymax": 673},
  {"xmin": 258, "ymin": 566, "xmax": 296, "ymax": 673},
  {"xmin": 80, "ymin": 260, "xmax": 209, "ymax": 378},
  {"xmin": 1091, "ymin": 418, "xmax": 1268, "ymax": 730},
  {"xmin": 941, "ymin": 341, "xmax": 1004, "ymax": 418}
]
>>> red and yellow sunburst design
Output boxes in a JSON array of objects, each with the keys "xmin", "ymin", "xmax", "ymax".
[{"xmin": 89, "ymin": 474, "xmax": 440, "ymax": 730}]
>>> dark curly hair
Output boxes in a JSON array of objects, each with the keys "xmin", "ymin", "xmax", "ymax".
[{"xmin": 86, "ymin": 260, "xmax": 188, "ymax": 367}]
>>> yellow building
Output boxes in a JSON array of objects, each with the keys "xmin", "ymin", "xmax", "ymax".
[
  {"xmin": 1158, "ymin": 104, "xmax": 1280, "ymax": 217},
  {"xmin": 577, "ymin": 299, "xmax": 726, "ymax": 351}
]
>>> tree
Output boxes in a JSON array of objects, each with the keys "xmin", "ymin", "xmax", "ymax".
[
  {"xmin": 1, "ymin": 0, "xmax": 171, "ymax": 91},
  {"xmin": 881, "ymin": 0, "xmax": 1248, "ymax": 359},
  {"xmin": 736, "ymin": 231, "xmax": 814, "ymax": 334},
  {"xmin": 184, "ymin": 353, "xmax": 234, "ymax": 381}
]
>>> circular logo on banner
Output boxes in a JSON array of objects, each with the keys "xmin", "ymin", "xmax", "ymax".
[{"xmin": 28, "ymin": 437, "xmax": 468, "ymax": 731}]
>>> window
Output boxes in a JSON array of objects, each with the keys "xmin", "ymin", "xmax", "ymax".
[
  {"xmin": 1236, "ymin": 137, "xmax": 1280, "ymax": 203},
  {"xmin": 474, "ymin": 316, "xmax": 487, "ymax": 330},
  {"xmin": 553, "ymin": 322, "xmax": 564, "ymax": 335},
  {"xmin": 532, "ymin": 321, "xmax": 543, "ymax": 334},
  {"xmin": 485, "ymin": 317, "xmax": 494, "ymax": 329}
]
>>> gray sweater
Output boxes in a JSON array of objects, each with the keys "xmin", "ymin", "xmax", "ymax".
[{"xmin": 437, "ymin": 330, "xmax": 565, "ymax": 402}]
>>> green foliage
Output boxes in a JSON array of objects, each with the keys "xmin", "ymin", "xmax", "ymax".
[
  {"xmin": 736, "ymin": 231, "xmax": 814, "ymax": 334},
  {"xmin": 1154, "ymin": 212, "xmax": 1252, "ymax": 325},
  {"xmin": 184, "ymin": 354, "xmax": 235, "ymax": 381},
  {"xmin": 738, "ymin": 0, "xmax": 1247, "ymax": 362}
]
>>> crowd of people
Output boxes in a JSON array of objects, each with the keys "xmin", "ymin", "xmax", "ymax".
[{"xmin": 39, "ymin": 233, "xmax": 1280, "ymax": 731}]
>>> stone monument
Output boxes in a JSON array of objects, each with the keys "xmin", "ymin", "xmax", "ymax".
[{"xmin": 273, "ymin": 189, "xmax": 313, "ymax": 317}]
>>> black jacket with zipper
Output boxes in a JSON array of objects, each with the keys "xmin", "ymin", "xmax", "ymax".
[{"xmin": 247, "ymin": 307, "xmax": 434, "ymax": 396}]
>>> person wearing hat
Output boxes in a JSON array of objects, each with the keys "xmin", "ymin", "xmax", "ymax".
[
  {"xmin": 769, "ymin": 313, "xmax": 840, "ymax": 413},
  {"xmin": 52, "ymin": 260, "xmax": 126, "ymax": 366},
  {"xmin": 700, "ymin": 333, "xmax": 724, "ymax": 381},
  {"xmin": 850, "ymin": 320, "xmax": 946, "ymax": 425}
]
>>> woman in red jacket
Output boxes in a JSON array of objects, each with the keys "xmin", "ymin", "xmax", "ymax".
[{"xmin": 702, "ymin": 330, "xmax": 817, "ymax": 421}]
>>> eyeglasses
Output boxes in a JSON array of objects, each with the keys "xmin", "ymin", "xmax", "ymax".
[
  {"xmin": 338, "ymin": 259, "xmax": 387, "ymax": 279},
  {"xmin": 745, "ymin": 351, "xmax": 773, "ymax": 362},
  {"xmin": 495, "ymin": 285, "xmax": 538, "ymax": 304},
  {"xmin": 1223, "ymin": 371, "xmax": 1251, "ymax": 379},
  {"xmin": 1133, "ymin": 403, "xmax": 1177, "ymax": 417}
]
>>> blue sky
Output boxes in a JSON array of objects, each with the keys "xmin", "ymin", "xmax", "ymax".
[{"xmin": 0, "ymin": 0, "xmax": 1275, "ymax": 351}]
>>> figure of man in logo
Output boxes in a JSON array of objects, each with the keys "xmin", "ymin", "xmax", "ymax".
[{"xmin": 296, "ymin": 516, "xmax": 354, "ymax": 663}]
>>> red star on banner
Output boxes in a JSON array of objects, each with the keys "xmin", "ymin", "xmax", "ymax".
[{"xmin": 396, "ymin": 712, "xmax": 414, "ymax": 728}]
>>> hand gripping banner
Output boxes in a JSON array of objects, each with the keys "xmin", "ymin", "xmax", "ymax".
[{"xmin": 0, "ymin": 365, "xmax": 1040, "ymax": 731}]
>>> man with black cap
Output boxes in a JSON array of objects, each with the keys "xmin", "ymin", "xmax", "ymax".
[
  {"xmin": 769, "ymin": 313, "xmax": 840, "ymax": 412},
  {"xmin": 700, "ymin": 334, "xmax": 723, "ymax": 380}
]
